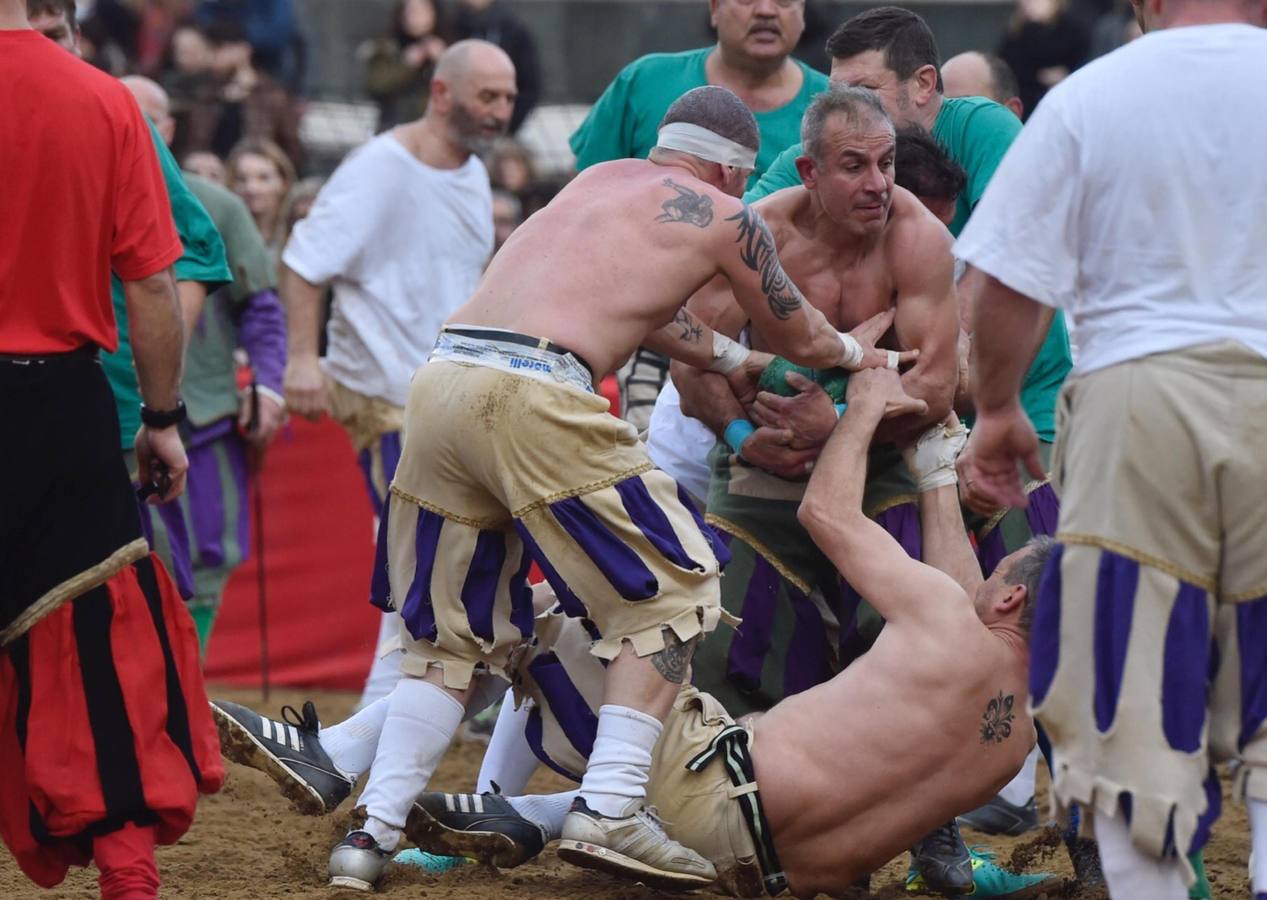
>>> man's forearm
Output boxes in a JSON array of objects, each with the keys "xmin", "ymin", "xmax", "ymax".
[
  {"xmin": 177, "ymin": 281, "xmax": 208, "ymax": 337},
  {"xmin": 642, "ymin": 308, "xmax": 717, "ymax": 370},
  {"xmin": 969, "ymin": 270, "xmax": 1052, "ymax": 414},
  {"xmin": 280, "ymin": 264, "xmax": 326, "ymax": 362},
  {"xmin": 873, "ymin": 361, "xmax": 954, "ymax": 443},
  {"xmin": 800, "ymin": 396, "xmax": 885, "ymax": 523},
  {"xmin": 918, "ymin": 485, "xmax": 984, "ymax": 596},
  {"xmin": 125, "ymin": 267, "xmax": 185, "ymax": 410},
  {"xmin": 239, "ymin": 288, "xmax": 288, "ymax": 393},
  {"xmin": 767, "ymin": 305, "xmax": 850, "ymax": 370},
  {"xmin": 672, "ymin": 362, "xmax": 746, "ymax": 439}
]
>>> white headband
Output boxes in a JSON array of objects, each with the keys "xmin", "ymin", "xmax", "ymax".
[{"xmin": 655, "ymin": 122, "xmax": 757, "ymax": 170}]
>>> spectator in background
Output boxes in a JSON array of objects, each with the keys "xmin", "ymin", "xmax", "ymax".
[
  {"xmin": 452, "ymin": 0, "xmax": 539, "ymax": 132},
  {"xmin": 77, "ymin": 15, "xmax": 129, "ymax": 74},
  {"xmin": 1088, "ymin": 0, "xmax": 1142, "ymax": 57},
  {"xmin": 227, "ymin": 136, "xmax": 296, "ymax": 258},
  {"xmin": 942, "ymin": 51, "xmax": 1024, "ymax": 119},
  {"xmin": 184, "ymin": 149, "xmax": 228, "ymax": 185},
  {"xmin": 195, "ymin": 0, "xmax": 294, "ymax": 78},
  {"xmin": 364, "ymin": 0, "xmax": 452, "ymax": 131},
  {"xmin": 996, "ymin": 0, "xmax": 1088, "ymax": 119},
  {"xmin": 487, "ymin": 136, "xmax": 547, "ymax": 212},
  {"xmin": 162, "ymin": 24, "xmax": 218, "ymax": 159},
  {"xmin": 194, "ymin": 19, "xmax": 303, "ymax": 168},
  {"xmin": 281, "ymin": 175, "xmax": 324, "ymax": 245},
  {"xmin": 491, "ymin": 188, "xmax": 521, "ymax": 252}
]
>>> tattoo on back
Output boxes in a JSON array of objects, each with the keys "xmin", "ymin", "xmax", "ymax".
[
  {"xmin": 724, "ymin": 205, "xmax": 804, "ymax": 320},
  {"xmin": 650, "ymin": 630, "xmax": 697, "ymax": 684},
  {"xmin": 979, "ymin": 691, "xmax": 1016, "ymax": 744},
  {"xmin": 655, "ymin": 179, "xmax": 714, "ymax": 227}
]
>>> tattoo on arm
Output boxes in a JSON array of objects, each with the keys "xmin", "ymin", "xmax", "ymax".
[
  {"xmin": 672, "ymin": 308, "xmax": 704, "ymax": 344},
  {"xmin": 979, "ymin": 691, "xmax": 1016, "ymax": 744},
  {"xmin": 724, "ymin": 205, "xmax": 804, "ymax": 320},
  {"xmin": 650, "ymin": 630, "xmax": 697, "ymax": 684},
  {"xmin": 655, "ymin": 179, "xmax": 714, "ymax": 228}
]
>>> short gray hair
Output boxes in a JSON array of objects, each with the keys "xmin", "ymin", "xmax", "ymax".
[
  {"xmin": 801, "ymin": 84, "xmax": 892, "ymax": 164},
  {"xmin": 659, "ymin": 86, "xmax": 760, "ymax": 154},
  {"xmin": 1004, "ymin": 535, "xmax": 1059, "ymax": 640}
]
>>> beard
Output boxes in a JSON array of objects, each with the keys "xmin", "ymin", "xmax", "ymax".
[{"xmin": 450, "ymin": 100, "xmax": 508, "ymax": 155}]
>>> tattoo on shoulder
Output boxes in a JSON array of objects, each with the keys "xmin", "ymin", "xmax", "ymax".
[
  {"xmin": 650, "ymin": 630, "xmax": 697, "ymax": 684},
  {"xmin": 672, "ymin": 308, "xmax": 704, "ymax": 344},
  {"xmin": 655, "ymin": 178, "xmax": 714, "ymax": 228},
  {"xmin": 724, "ymin": 204, "xmax": 804, "ymax": 321},
  {"xmin": 979, "ymin": 691, "xmax": 1016, "ymax": 744}
]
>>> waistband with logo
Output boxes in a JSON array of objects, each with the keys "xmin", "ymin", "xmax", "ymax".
[{"xmin": 432, "ymin": 326, "xmax": 595, "ymax": 394}]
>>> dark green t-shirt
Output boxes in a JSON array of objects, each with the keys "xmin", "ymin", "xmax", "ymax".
[
  {"xmin": 745, "ymin": 95, "xmax": 1022, "ymax": 236},
  {"xmin": 182, "ymin": 175, "xmax": 277, "ymax": 428},
  {"xmin": 570, "ymin": 47, "xmax": 830, "ymax": 188},
  {"xmin": 102, "ymin": 121, "xmax": 231, "ymax": 447}
]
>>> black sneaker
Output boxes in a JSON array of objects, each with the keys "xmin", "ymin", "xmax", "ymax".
[
  {"xmin": 328, "ymin": 830, "xmax": 392, "ymax": 892},
  {"xmin": 404, "ymin": 791, "xmax": 548, "ymax": 868},
  {"xmin": 958, "ymin": 794, "xmax": 1040, "ymax": 837},
  {"xmin": 211, "ymin": 699, "xmax": 353, "ymax": 815},
  {"xmin": 908, "ymin": 819, "xmax": 974, "ymax": 896}
]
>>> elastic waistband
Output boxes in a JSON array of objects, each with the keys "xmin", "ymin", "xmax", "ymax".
[
  {"xmin": 433, "ymin": 328, "xmax": 596, "ymax": 394},
  {"xmin": 442, "ymin": 326, "xmax": 594, "ymax": 379},
  {"xmin": 0, "ymin": 344, "xmax": 98, "ymax": 365},
  {"xmin": 686, "ymin": 724, "xmax": 788, "ymax": 896}
]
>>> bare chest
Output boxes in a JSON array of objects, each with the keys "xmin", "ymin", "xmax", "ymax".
[{"xmin": 766, "ymin": 239, "xmax": 895, "ymax": 336}]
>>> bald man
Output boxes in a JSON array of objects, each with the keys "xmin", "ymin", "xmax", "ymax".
[
  {"xmin": 279, "ymin": 40, "xmax": 518, "ymax": 709},
  {"xmin": 942, "ymin": 52, "xmax": 1024, "ymax": 120}
]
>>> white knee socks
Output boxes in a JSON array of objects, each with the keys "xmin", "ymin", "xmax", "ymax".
[
  {"xmin": 1095, "ymin": 808, "xmax": 1187, "ymax": 900},
  {"xmin": 358, "ymin": 678, "xmax": 464, "ymax": 850},
  {"xmin": 356, "ymin": 612, "xmax": 403, "ymax": 710},
  {"xmin": 319, "ymin": 697, "xmax": 389, "ymax": 779},
  {"xmin": 998, "ymin": 747, "xmax": 1039, "ymax": 807},
  {"xmin": 578, "ymin": 705, "xmax": 661, "ymax": 818},
  {"xmin": 506, "ymin": 790, "xmax": 580, "ymax": 841},
  {"xmin": 476, "ymin": 699, "xmax": 540, "ymax": 796},
  {"xmin": 1249, "ymin": 797, "xmax": 1267, "ymax": 895}
]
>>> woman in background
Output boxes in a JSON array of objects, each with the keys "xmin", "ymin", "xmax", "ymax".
[
  {"xmin": 227, "ymin": 137, "xmax": 296, "ymax": 262},
  {"xmin": 363, "ymin": 0, "xmax": 452, "ymax": 130}
]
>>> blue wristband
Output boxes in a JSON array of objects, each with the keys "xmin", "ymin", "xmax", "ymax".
[
  {"xmin": 724, "ymin": 419, "xmax": 756, "ymax": 455},
  {"xmin": 834, "ymin": 402, "xmax": 847, "ymax": 418}
]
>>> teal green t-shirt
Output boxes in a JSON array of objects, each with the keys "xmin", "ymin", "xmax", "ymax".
[
  {"xmin": 103, "ymin": 121, "xmax": 231, "ymax": 447},
  {"xmin": 570, "ymin": 47, "xmax": 830, "ymax": 188},
  {"xmin": 1018, "ymin": 312, "xmax": 1072, "ymax": 442},
  {"xmin": 745, "ymin": 96, "xmax": 1022, "ymax": 236}
]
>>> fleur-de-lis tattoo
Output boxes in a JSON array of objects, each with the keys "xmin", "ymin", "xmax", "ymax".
[{"xmin": 979, "ymin": 691, "xmax": 1016, "ymax": 744}]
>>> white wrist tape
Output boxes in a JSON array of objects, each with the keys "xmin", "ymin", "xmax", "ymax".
[
  {"xmin": 707, "ymin": 331, "xmax": 751, "ymax": 374},
  {"xmin": 837, "ymin": 332, "xmax": 864, "ymax": 370},
  {"xmin": 902, "ymin": 422, "xmax": 969, "ymax": 492}
]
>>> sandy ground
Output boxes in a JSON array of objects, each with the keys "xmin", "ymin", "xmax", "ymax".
[{"xmin": 0, "ymin": 686, "xmax": 1251, "ymax": 899}]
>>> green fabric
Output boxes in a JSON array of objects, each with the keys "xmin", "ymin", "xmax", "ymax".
[
  {"xmin": 1186, "ymin": 849, "xmax": 1211, "ymax": 899},
  {"xmin": 182, "ymin": 175, "xmax": 276, "ymax": 427},
  {"xmin": 757, "ymin": 357, "xmax": 849, "ymax": 403},
  {"xmin": 189, "ymin": 604, "xmax": 217, "ymax": 654},
  {"xmin": 103, "ymin": 121, "xmax": 231, "ymax": 447},
  {"xmin": 1017, "ymin": 313, "xmax": 1072, "ymax": 442},
  {"xmin": 570, "ymin": 47, "xmax": 829, "ymax": 188},
  {"xmin": 745, "ymin": 96, "xmax": 1022, "ymax": 237}
]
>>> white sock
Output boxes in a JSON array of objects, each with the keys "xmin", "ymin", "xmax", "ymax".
[
  {"xmin": 1094, "ymin": 808, "xmax": 1187, "ymax": 900},
  {"xmin": 578, "ymin": 704, "xmax": 661, "ymax": 818},
  {"xmin": 998, "ymin": 747, "xmax": 1039, "ymax": 807},
  {"xmin": 355, "ymin": 613, "xmax": 403, "ymax": 711},
  {"xmin": 476, "ymin": 699, "xmax": 540, "ymax": 795},
  {"xmin": 1249, "ymin": 797, "xmax": 1267, "ymax": 893},
  {"xmin": 357, "ymin": 678, "xmax": 464, "ymax": 847},
  {"xmin": 319, "ymin": 698, "xmax": 388, "ymax": 779},
  {"xmin": 506, "ymin": 790, "xmax": 580, "ymax": 841}
]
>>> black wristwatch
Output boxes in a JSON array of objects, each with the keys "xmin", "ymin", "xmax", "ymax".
[{"xmin": 140, "ymin": 400, "xmax": 187, "ymax": 429}]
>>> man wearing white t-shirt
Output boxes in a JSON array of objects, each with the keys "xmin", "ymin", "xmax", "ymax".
[
  {"xmin": 280, "ymin": 40, "xmax": 516, "ymax": 707},
  {"xmin": 955, "ymin": 0, "xmax": 1267, "ymax": 895}
]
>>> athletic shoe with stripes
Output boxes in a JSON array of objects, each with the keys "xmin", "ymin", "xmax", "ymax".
[
  {"xmin": 210, "ymin": 699, "xmax": 353, "ymax": 815},
  {"xmin": 556, "ymin": 797, "xmax": 717, "ymax": 890},
  {"xmin": 328, "ymin": 830, "xmax": 392, "ymax": 892},
  {"xmin": 404, "ymin": 791, "xmax": 548, "ymax": 868}
]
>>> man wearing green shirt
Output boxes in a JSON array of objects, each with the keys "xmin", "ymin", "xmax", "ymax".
[{"xmin": 570, "ymin": 0, "xmax": 829, "ymax": 429}]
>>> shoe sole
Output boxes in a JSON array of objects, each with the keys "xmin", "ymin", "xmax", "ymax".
[
  {"xmin": 956, "ymin": 815, "xmax": 1039, "ymax": 838},
  {"xmin": 556, "ymin": 839, "xmax": 714, "ymax": 892},
  {"xmin": 328, "ymin": 875, "xmax": 374, "ymax": 891},
  {"xmin": 211, "ymin": 702, "xmax": 330, "ymax": 816},
  {"xmin": 403, "ymin": 804, "xmax": 536, "ymax": 868}
]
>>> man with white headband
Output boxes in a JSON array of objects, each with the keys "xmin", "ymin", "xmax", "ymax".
[{"xmin": 212, "ymin": 84, "xmax": 916, "ymax": 893}]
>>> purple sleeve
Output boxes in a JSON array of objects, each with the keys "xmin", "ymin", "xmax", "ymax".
[{"xmin": 238, "ymin": 288, "xmax": 287, "ymax": 393}]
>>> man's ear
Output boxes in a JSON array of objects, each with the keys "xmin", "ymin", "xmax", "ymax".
[
  {"xmin": 913, "ymin": 63, "xmax": 940, "ymax": 104},
  {"xmin": 795, "ymin": 155, "xmax": 817, "ymax": 190},
  {"xmin": 430, "ymin": 77, "xmax": 452, "ymax": 114},
  {"xmin": 998, "ymin": 583, "xmax": 1028, "ymax": 616},
  {"xmin": 708, "ymin": 0, "xmax": 721, "ymax": 27}
]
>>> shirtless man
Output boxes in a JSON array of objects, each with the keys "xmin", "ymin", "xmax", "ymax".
[
  {"xmin": 211, "ymin": 85, "xmax": 912, "ymax": 892},
  {"xmin": 400, "ymin": 369, "xmax": 1056, "ymax": 897}
]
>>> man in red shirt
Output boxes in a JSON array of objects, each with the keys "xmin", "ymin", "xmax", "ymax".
[{"xmin": 0, "ymin": 3, "xmax": 224, "ymax": 898}]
